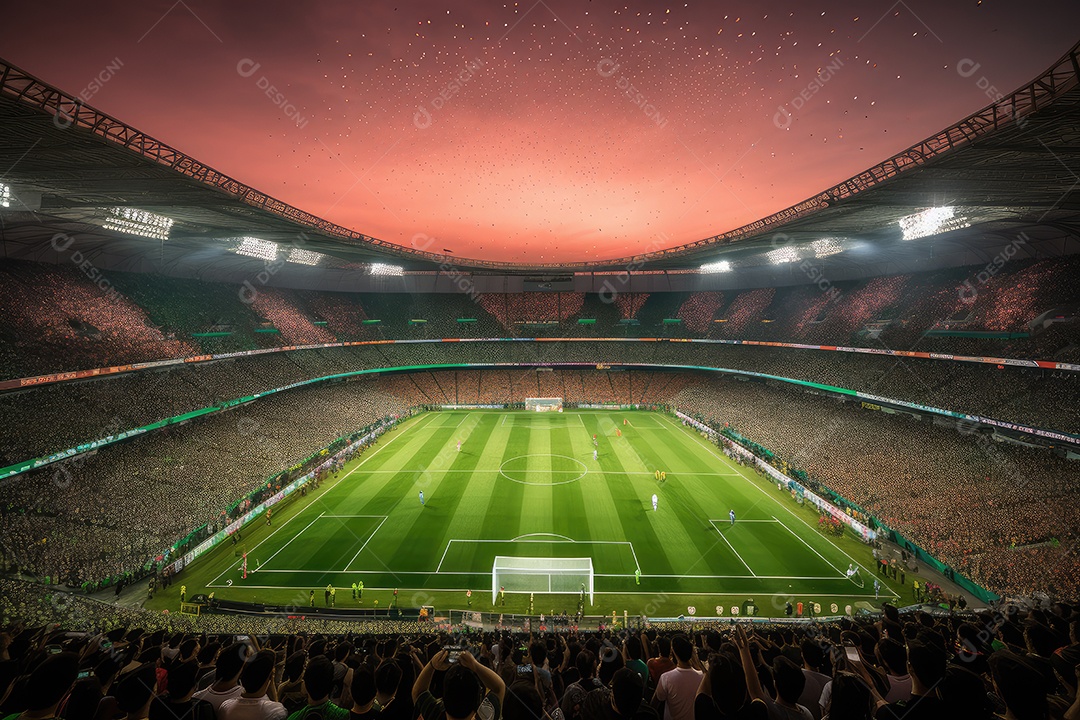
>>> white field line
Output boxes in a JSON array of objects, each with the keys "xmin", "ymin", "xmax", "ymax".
[
  {"xmin": 349, "ymin": 469, "xmax": 742, "ymax": 478},
  {"xmin": 709, "ymin": 519, "xmax": 781, "ymax": 524},
  {"xmin": 210, "ymin": 584, "xmax": 892, "ymax": 600},
  {"xmin": 341, "ymin": 516, "xmax": 389, "ymax": 572},
  {"xmin": 254, "ymin": 512, "xmax": 325, "ymax": 572},
  {"xmin": 321, "ymin": 514, "xmax": 389, "ymax": 518},
  {"xmin": 208, "ymin": 500, "xmax": 315, "ymax": 586},
  {"xmin": 436, "ymin": 538, "xmax": 636, "ymax": 573},
  {"xmin": 435, "ymin": 540, "xmax": 455, "ymax": 573},
  {"xmin": 234, "ymin": 570, "xmax": 846, "ymax": 580},
  {"xmin": 216, "ymin": 415, "xmax": 434, "ymax": 581},
  {"xmin": 714, "ymin": 526, "xmax": 757, "ymax": 577},
  {"xmin": 596, "ymin": 573, "xmax": 849, "ymax": 580},
  {"xmin": 661, "ymin": 414, "xmax": 890, "ymax": 588},
  {"xmin": 771, "ymin": 515, "xmax": 847, "ymax": 577}
]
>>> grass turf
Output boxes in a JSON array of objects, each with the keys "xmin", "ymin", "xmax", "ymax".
[{"xmin": 152, "ymin": 411, "xmax": 907, "ymax": 618}]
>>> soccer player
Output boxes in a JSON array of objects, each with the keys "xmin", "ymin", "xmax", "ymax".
[
  {"xmin": 500, "ymin": 586, "xmax": 506, "ymax": 606},
  {"xmin": 655, "ymin": 470, "xmax": 660, "ymax": 481},
  {"xmin": 466, "ymin": 589, "xmax": 473, "ymax": 607},
  {"xmin": 593, "ymin": 449, "xmax": 598, "ymax": 461},
  {"xmin": 457, "ymin": 439, "xmax": 461, "ymax": 452},
  {"xmin": 634, "ymin": 568, "xmax": 640, "ymax": 585},
  {"xmin": 874, "ymin": 579, "xmax": 881, "ymax": 599},
  {"xmin": 419, "ymin": 490, "xmax": 425, "ymax": 506},
  {"xmin": 660, "ymin": 471, "xmax": 666, "ymax": 483},
  {"xmin": 358, "ymin": 580, "xmax": 364, "ymax": 601},
  {"xmin": 652, "ymin": 494, "xmax": 658, "ymax": 511},
  {"xmin": 729, "ymin": 509, "xmax": 736, "ymax": 526}
]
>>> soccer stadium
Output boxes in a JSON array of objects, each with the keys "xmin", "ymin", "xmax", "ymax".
[{"xmin": 1, "ymin": 3, "xmax": 1079, "ymax": 718}]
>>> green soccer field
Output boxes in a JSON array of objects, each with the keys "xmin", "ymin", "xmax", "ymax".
[{"xmin": 159, "ymin": 410, "xmax": 904, "ymax": 618}]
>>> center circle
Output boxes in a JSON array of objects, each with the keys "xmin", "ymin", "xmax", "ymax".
[{"xmin": 499, "ymin": 454, "xmax": 588, "ymax": 486}]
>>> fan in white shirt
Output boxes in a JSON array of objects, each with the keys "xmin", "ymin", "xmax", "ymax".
[{"xmin": 219, "ymin": 650, "xmax": 286, "ymax": 720}]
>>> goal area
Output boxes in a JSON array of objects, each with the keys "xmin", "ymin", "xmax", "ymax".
[
  {"xmin": 525, "ymin": 397, "xmax": 563, "ymax": 412},
  {"xmin": 492, "ymin": 556, "xmax": 593, "ymax": 603}
]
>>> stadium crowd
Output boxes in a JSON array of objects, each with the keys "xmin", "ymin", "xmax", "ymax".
[
  {"xmin": 0, "ymin": 359, "xmax": 1076, "ymax": 602},
  {"xmin": 4, "ymin": 337, "xmax": 1077, "ymax": 471},
  {"xmin": 1, "ymin": 576, "xmax": 1079, "ymax": 720},
  {"xmin": 3, "ymin": 255, "xmax": 1078, "ymax": 382},
  {"xmin": 0, "ymin": 377, "xmax": 420, "ymax": 589},
  {"xmin": 672, "ymin": 378, "xmax": 1080, "ymax": 600}
]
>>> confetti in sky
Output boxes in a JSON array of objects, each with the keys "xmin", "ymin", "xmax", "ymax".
[{"xmin": 2, "ymin": 1, "xmax": 1077, "ymax": 262}]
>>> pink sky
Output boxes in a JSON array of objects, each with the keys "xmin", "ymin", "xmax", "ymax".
[{"xmin": 2, "ymin": 0, "xmax": 1076, "ymax": 262}]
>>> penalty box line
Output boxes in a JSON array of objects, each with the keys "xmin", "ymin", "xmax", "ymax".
[
  {"xmin": 255, "ymin": 514, "xmax": 389, "ymax": 574},
  {"xmin": 708, "ymin": 519, "xmax": 757, "ymax": 578},
  {"xmin": 662, "ymin": 414, "xmax": 897, "ymax": 596},
  {"xmin": 708, "ymin": 518, "xmax": 850, "ymax": 582},
  {"xmin": 436, "ymin": 538, "xmax": 640, "ymax": 575},
  {"xmin": 208, "ymin": 415, "xmax": 433, "ymax": 587},
  {"xmin": 213, "ymin": 514, "xmax": 388, "ymax": 584},
  {"xmin": 210, "ymin": 584, "xmax": 894, "ymax": 601}
]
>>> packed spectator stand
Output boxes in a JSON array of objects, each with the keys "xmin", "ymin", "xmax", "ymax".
[
  {"xmin": 1, "ymin": 256, "xmax": 1079, "ymax": 645},
  {"xmin": 0, "ymin": 575, "xmax": 1078, "ymax": 720}
]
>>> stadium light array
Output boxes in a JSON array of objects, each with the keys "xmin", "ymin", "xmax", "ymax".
[
  {"xmin": 898, "ymin": 206, "xmax": 971, "ymax": 240},
  {"xmin": 287, "ymin": 248, "xmax": 324, "ymax": 266},
  {"xmin": 811, "ymin": 238, "xmax": 844, "ymax": 258},
  {"xmin": 101, "ymin": 207, "xmax": 175, "ymax": 240},
  {"xmin": 235, "ymin": 237, "xmax": 278, "ymax": 261},
  {"xmin": 766, "ymin": 246, "xmax": 800, "ymax": 264},
  {"xmin": 369, "ymin": 262, "xmax": 404, "ymax": 276},
  {"xmin": 700, "ymin": 260, "xmax": 732, "ymax": 274},
  {"xmin": 0, "ymin": 183, "xmax": 11, "ymax": 208}
]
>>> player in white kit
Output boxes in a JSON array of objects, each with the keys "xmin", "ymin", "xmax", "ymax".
[{"xmin": 652, "ymin": 494, "xmax": 658, "ymax": 511}]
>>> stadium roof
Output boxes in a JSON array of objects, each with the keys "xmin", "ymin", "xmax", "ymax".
[{"xmin": 1, "ymin": 39, "xmax": 1079, "ymax": 283}]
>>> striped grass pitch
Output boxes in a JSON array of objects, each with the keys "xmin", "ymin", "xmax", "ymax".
[{"xmin": 169, "ymin": 410, "xmax": 898, "ymax": 616}]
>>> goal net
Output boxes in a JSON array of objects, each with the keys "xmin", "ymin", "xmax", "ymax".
[
  {"xmin": 525, "ymin": 397, "xmax": 563, "ymax": 412},
  {"xmin": 492, "ymin": 556, "xmax": 593, "ymax": 604}
]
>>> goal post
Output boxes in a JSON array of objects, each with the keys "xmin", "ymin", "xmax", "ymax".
[
  {"xmin": 492, "ymin": 556, "xmax": 593, "ymax": 604},
  {"xmin": 525, "ymin": 397, "xmax": 563, "ymax": 412}
]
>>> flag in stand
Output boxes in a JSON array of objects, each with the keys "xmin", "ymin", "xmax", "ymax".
[{"xmin": 242, "ymin": 552, "xmax": 248, "ymax": 579}]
